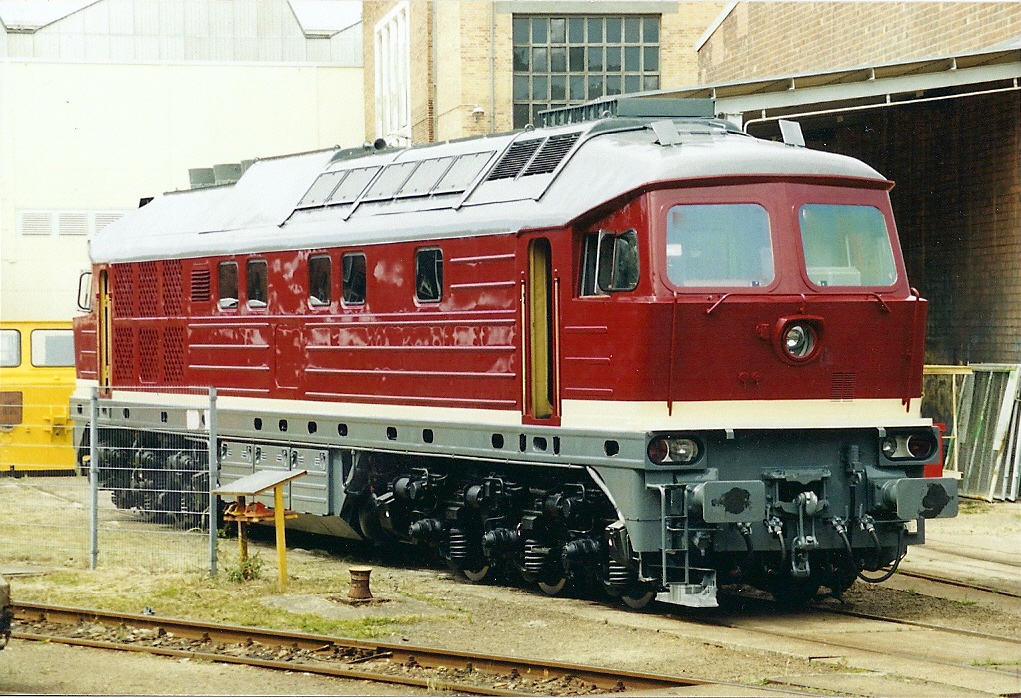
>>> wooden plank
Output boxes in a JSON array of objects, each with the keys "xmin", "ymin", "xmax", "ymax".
[{"xmin": 213, "ymin": 469, "xmax": 307, "ymax": 496}]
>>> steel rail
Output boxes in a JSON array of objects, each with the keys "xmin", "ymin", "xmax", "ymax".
[
  {"xmin": 895, "ymin": 569, "xmax": 1021, "ymax": 599},
  {"xmin": 12, "ymin": 602, "xmax": 707, "ymax": 695}
]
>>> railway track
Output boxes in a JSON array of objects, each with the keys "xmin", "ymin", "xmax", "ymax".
[
  {"xmin": 11, "ymin": 602, "xmax": 724, "ymax": 696},
  {"xmin": 896, "ymin": 568, "xmax": 1021, "ymax": 599}
]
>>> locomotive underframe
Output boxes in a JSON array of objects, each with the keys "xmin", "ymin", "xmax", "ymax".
[{"xmin": 72, "ymin": 391, "xmax": 957, "ymax": 608}]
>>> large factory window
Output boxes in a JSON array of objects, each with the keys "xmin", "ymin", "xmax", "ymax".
[
  {"xmin": 309, "ymin": 255, "xmax": 331, "ymax": 306},
  {"xmin": 513, "ymin": 14, "xmax": 660, "ymax": 128},
  {"xmin": 342, "ymin": 253, "xmax": 366, "ymax": 305},
  {"xmin": 218, "ymin": 262, "xmax": 238, "ymax": 309},
  {"xmin": 246, "ymin": 259, "xmax": 268, "ymax": 309},
  {"xmin": 665, "ymin": 204, "xmax": 773, "ymax": 288},
  {"xmin": 415, "ymin": 248, "xmax": 443, "ymax": 303}
]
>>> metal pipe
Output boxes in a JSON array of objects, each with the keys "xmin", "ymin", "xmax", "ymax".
[
  {"xmin": 208, "ymin": 387, "xmax": 218, "ymax": 576},
  {"xmin": 89, "ymin": 387, "xmax": 99, "ymax": 570}
]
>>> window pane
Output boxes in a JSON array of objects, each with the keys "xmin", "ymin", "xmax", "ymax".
[
  {"xmin": 531, "ymin": 17, "xmax": 547, "ymax": 43},
  {"xmin": 643, "ymin": 17, "xmax": 659, "ymax": 42},
  {"xmin": 644, "ymin": 46, "xmax": 659, "ymax": 71},
  {"xmin": 513, "ymin": 17, "xmax": 529, "ymax": 44},
  {"xmin": 624, "ymin": 46, "xmax": 640, "ymax": 71},
  {"xmin": 246, "ymin": 259, "xmax": 268, "ymax": 308},
  {"xmin": 342, "ymin": 253, "xmax": 366, "ymax": 304},
  {"xmin": 309, "ymin": 255, "xmax": 331, "ymax": 306},
  {"xmin": 586, "ymin": 17, "xmax": 602, "ymax": 42},
  {"xmin": 218, "ymin": 262, "xmax": 238, "ymax": 309},
  {"xmin": 666, "ymin": 204, "xmax": 774, "ymax": 288},
  {"xmin": 624, "ymin": 74, "xmax": 641, "ymax": 94},
  {"xmin": 606, "ymin": 46, "xmax": 621, "ymax": 72},
  {"xmin": 31, "ymin": 329, "xmax": 74, "ymax": 367},
  {"xmin": 0, "ymin": 330, "xmax": 21, "ymax": 367},
  {"xmin": 550, "ymin": 47, "xmax": 566, "ymax": 72},
  {"xmin": 550, "ymin": 17, "xmax": 566, "ymax": 43},
  {"xmin": 624, "ymin": 17, "xmax": 640, "ymax": 42},
  {"xmin": 415, "ymin": 249, "xmax": 443, "ymax": 303},
  {"xmin": 606, "ymin": 17, "xmax": 621, "ymax": 43},
  {"xmin": 514, "ymin": 74, "xmax": 529, "ymax": 100},
  {"xmin": 799, "ymin": 205, "xmax": 897, "ymax": 287},
  {"xmin": 531, "ymin": 47, "xmax": 548, "ymax": 72},
  {"xmin": 588, "ymin": 75, "xmax": 604, "ymax": 99},
  {"xmin": 569, "ymin": 46, "xmax": 585, "ymax": 71},
  {"xmin": 550, "ymin": 75, "xmax": 566, "ymax": 100},
  {"xmin": 568, "ymin": 17, "xmax": 584, "ymax": 42},
  {"xmin": 587, "ymin": 46, "xmax": 603, "ymax": 71},
  {"xmin": 569, "ymin": 75, "xmax": 585, "ymax": 101},
  {"xmin": 513, "ymin": 103, "xmax": 530, "ymax": 128},
  {"xmin": 513, "ymin": 46, "xmax": 530, "ymax": 71},
  {"xmin": 643, "ymin": 75, "xmax": 659, "ymax": 90},
  {"xmin": 531, "ymin": 75, "xmax": 547, "ymax": 100},
  {"xmin": 606, "ymin": 75, "xmax": 621, "ymax": 96}
]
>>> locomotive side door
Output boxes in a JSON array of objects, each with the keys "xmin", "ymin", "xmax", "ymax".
[
  {"xmin": 523, "ymin": 237, "xmax": 558, "ymax": 421},
  {"xmin": 97, "ymin": 267, "xmax": 112, "ymax": 396}
]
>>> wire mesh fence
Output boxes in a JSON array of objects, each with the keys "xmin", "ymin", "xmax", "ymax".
[{"xmin": 0, "ymin": 387, "xmax": 218, "ymax": 574}]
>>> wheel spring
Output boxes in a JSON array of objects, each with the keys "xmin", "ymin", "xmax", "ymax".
[
  {"xmin": 523, "ymin": 540, "xmax": 550, "ymax": 575},
  {"xmin": 607, "ymin": 561, "xmax": 630, "ymax": 589},
  {"xmin": 448, "ymin": 528, "xmax": 469, "ymax": 564}
]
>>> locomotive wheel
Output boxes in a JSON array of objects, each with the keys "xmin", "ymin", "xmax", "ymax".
[
  {"xmin": 537, "ymin": 575, "xmax": 568, "ymax": 596},
  {"xmin": 459, "ymin": 563, "xmax": 492, "ymax": 584},
  {"xmin": 621, "ymin": 585, "xmax": 656, "ymax": 610}
]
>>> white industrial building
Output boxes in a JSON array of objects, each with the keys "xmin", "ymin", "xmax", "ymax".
[{"xmin": 0, "ymin": 0, "xmax": 366, "ymax": 322}]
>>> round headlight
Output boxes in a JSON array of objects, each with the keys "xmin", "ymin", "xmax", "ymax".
[
  {"xmin": 784, "ymin": 323, "xmax": 816, "ymax": 359},
  {"xmin": 669, "ymin": 438, "xmax": 700, "ymax": 463},
  {"xmin": 881, "ymin": 436, "xmax": 899, "ymax": 458},
  {"xmin": 906, "ymin": 433, "xmax": 936, "ymax": 460}
]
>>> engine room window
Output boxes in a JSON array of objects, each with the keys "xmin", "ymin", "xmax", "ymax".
[
  {"xmin": 580, "ymin": 229, "xmax": 640, "ymax": 295},
  {"xmin": 308, "ymin": 255, "xmax": 331, "ymax": 306},
  {"xmin": 0, "ymin": 330, "xmax": 20, "ymax": 367},
  {"xmin": 665, "ymin": 204, "xmax": 773, "ymax": 288},
  {"xmin": 246, "ymin": 259, "xmax": 268, "ymax": 309},
  {"xmin": 218, "ymin": 262, "xmax": 238, "ymax": 309},
  {"xmin": 799, "ymin": 204, "xmax": 897, "ymax": 287},
  {"xmin": 31, "ymin": 329, "xmax": 74, "ymax": 367},
  {"xmin": 342, "ymin": 253, "xmax": 366, "ymax": 305},
  {"xmin": 415, "ymin": 248, "xmax": 443, "ymax": 303}
]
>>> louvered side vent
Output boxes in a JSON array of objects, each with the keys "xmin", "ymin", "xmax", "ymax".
[
  {"xmin": 190, "ymin": 268, "xmax": 211, "ymax": 303},
  {"xmin": 19, "ymin": 211, "xmax": 53, "ymax": 236},
  {"xmin": 112, "ymin": 264, "xmax": 135, "ymax": 318},
  {"xmin": 138, "ymin": 261, "xmax": 159, "ymax": 317},
  {"xmin": 486, "ymin": 139, "xmax": 544, "ymax": 180},
  {"xmin": 163, "ymin": 260, "xmax": 183, "ymax": 316},
  {"xmin": 57, "ymin": 212, "xmax": 89, "ymax": 236},
  {"xmin": 831, "ymin": 372, "xmax": 857, "ymax": 402},
  {"xmin": 522, "ymin": 132, "xmax": 580, "ymax": 176},
  {"xmin": 138, "ymin": 327, "xmax": 160, "ymax": 384},
  {"xmin": 163, "ymin": 326, "xmax": 186, "ymax": 384}
]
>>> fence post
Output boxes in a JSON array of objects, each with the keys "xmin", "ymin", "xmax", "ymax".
[
  {"xmin": 89, "ymin": 387, "xmax": 99, "ymax": 570},
  {"xmin": 208, "ymin": 387, "xmax": 218, "ymax": 575}
]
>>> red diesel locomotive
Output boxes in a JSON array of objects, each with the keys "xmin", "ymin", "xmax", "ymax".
[{"xmin": 71, "ymin": 99, "xmax": 957, "ymax": 608}]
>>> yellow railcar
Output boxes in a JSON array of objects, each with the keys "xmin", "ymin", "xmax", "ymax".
[{"xmin": 0, "ymin": 321, "xmax": 76, "ymax": 474}]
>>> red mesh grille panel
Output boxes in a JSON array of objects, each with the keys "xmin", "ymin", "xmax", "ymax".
[
  {"xmin": 163, "ymin": 260, "xmax": 184, "ymax": 316},
  {"xmin": 139, "ymin": 261, "xmax": 159, "ymax": 317},
  {"xmin": 112, "ymin": 264, "xmax": 135, "ymax": 318},
  {"xmin": 112, "ymin": 326, "xmax": 135, "ymax": 384},
  {"xmin": 163, "ymin": 326, "xmax": 186, "ymax": 384},
  {"xmin": 831, "ymin": 372, "xmax": 857, "ymax": 402},
  {"xmin": 139, "ymin": 327, "xmax": 160, "ymax": 383}
]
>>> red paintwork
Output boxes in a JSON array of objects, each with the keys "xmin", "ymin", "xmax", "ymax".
[{"xmin": 73, "ymin": 177, "xmax": 927, "ymax": 419}]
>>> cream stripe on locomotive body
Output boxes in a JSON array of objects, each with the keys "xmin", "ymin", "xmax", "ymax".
[{"xmin": 72, "ymin": 99, "xmax": 957, "ymax": 609}]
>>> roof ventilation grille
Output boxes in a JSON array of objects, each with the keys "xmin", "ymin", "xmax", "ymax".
[
  {"xmin": 523, "ymin": 132, "xmax": 580, "ymax": 176},
  {"xmin": 486, "ymin": 139, "xmax": 544, "ymax": 181}
]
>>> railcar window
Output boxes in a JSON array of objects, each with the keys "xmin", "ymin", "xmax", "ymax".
[
  {"xmin": 30, "ymin": 330, "xmax": 74, "ymax": 367},
  {"xmin": 0, "ymin": 330, "xmax": 20, "ymax": 367},
  {"xmin": 415, "ymin": 248, "xmax": 443, "ymax": 303},
  {"xmin": 580, "ymin": 229, "xmax": 640, "ymax": 295},
  {"xmin": 342, "ymin": 253, "xmax": 366, "ymax": 305},
  {"xmin": 665, "ymin": 204, "xmax": 773, "ymax": 288},
  {"xmin": 309, "ymin": 255, "xmax": 331, "ymax": 306},
  {"xmin": 799, "ymin": 204, "xmax": 897, "ymax": 287},
  {"xmin": 246, "ymin": 259, "xmax": 268, "ymax": 309},
  {"xmin": 218, "ymin": 262, "xmax": 238, "ymax": 309}
]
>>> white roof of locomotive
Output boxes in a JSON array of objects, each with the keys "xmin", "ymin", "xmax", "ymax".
[{"xmin": 88, "ymin": 119, "xmax": 886, "ymax": 264}]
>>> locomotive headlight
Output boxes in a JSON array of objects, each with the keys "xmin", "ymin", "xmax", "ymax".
[
  {"xmin": 647, "ymin": 436, "xmax": 701, "ymax": 465},
  {"xmin": 783, "ymin": 323, "xmax": 816, "ymax": 359},
  {"xmin": 880, "ymin": 430, "xmax": 938, "ymax": 461}
]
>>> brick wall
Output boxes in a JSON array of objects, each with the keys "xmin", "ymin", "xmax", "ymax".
[
  {"xmin": 699, "ymin": 2, "xmax": 1021, "ymax": 83},
  {"xmin": 824, "ymin": 91, "xmax": 1021, "ymax": 364}
]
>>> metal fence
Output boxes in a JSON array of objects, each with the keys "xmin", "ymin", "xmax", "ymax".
[{"xmin": 0, "ymin": 388, "xmax": 218, "ymax": 574}]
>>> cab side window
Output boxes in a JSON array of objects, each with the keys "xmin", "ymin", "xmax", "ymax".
[
  {"xmin": 579, "ymin": 229, "xmax": 639, "ymax": 296},
  {"xmin": 342, "ymin": 253, "xmax": 366, "ymax": 305},
  {"xmin": 309, "ymin": 255, "xmax": 331, "ymax": 306},
  {"xmin": 246, "ymin": 259, "xmax": 268, "ymax": 309},
  {"xmin": 415, "ymin": 248, "xmax": 443, "ymax": 303}
]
